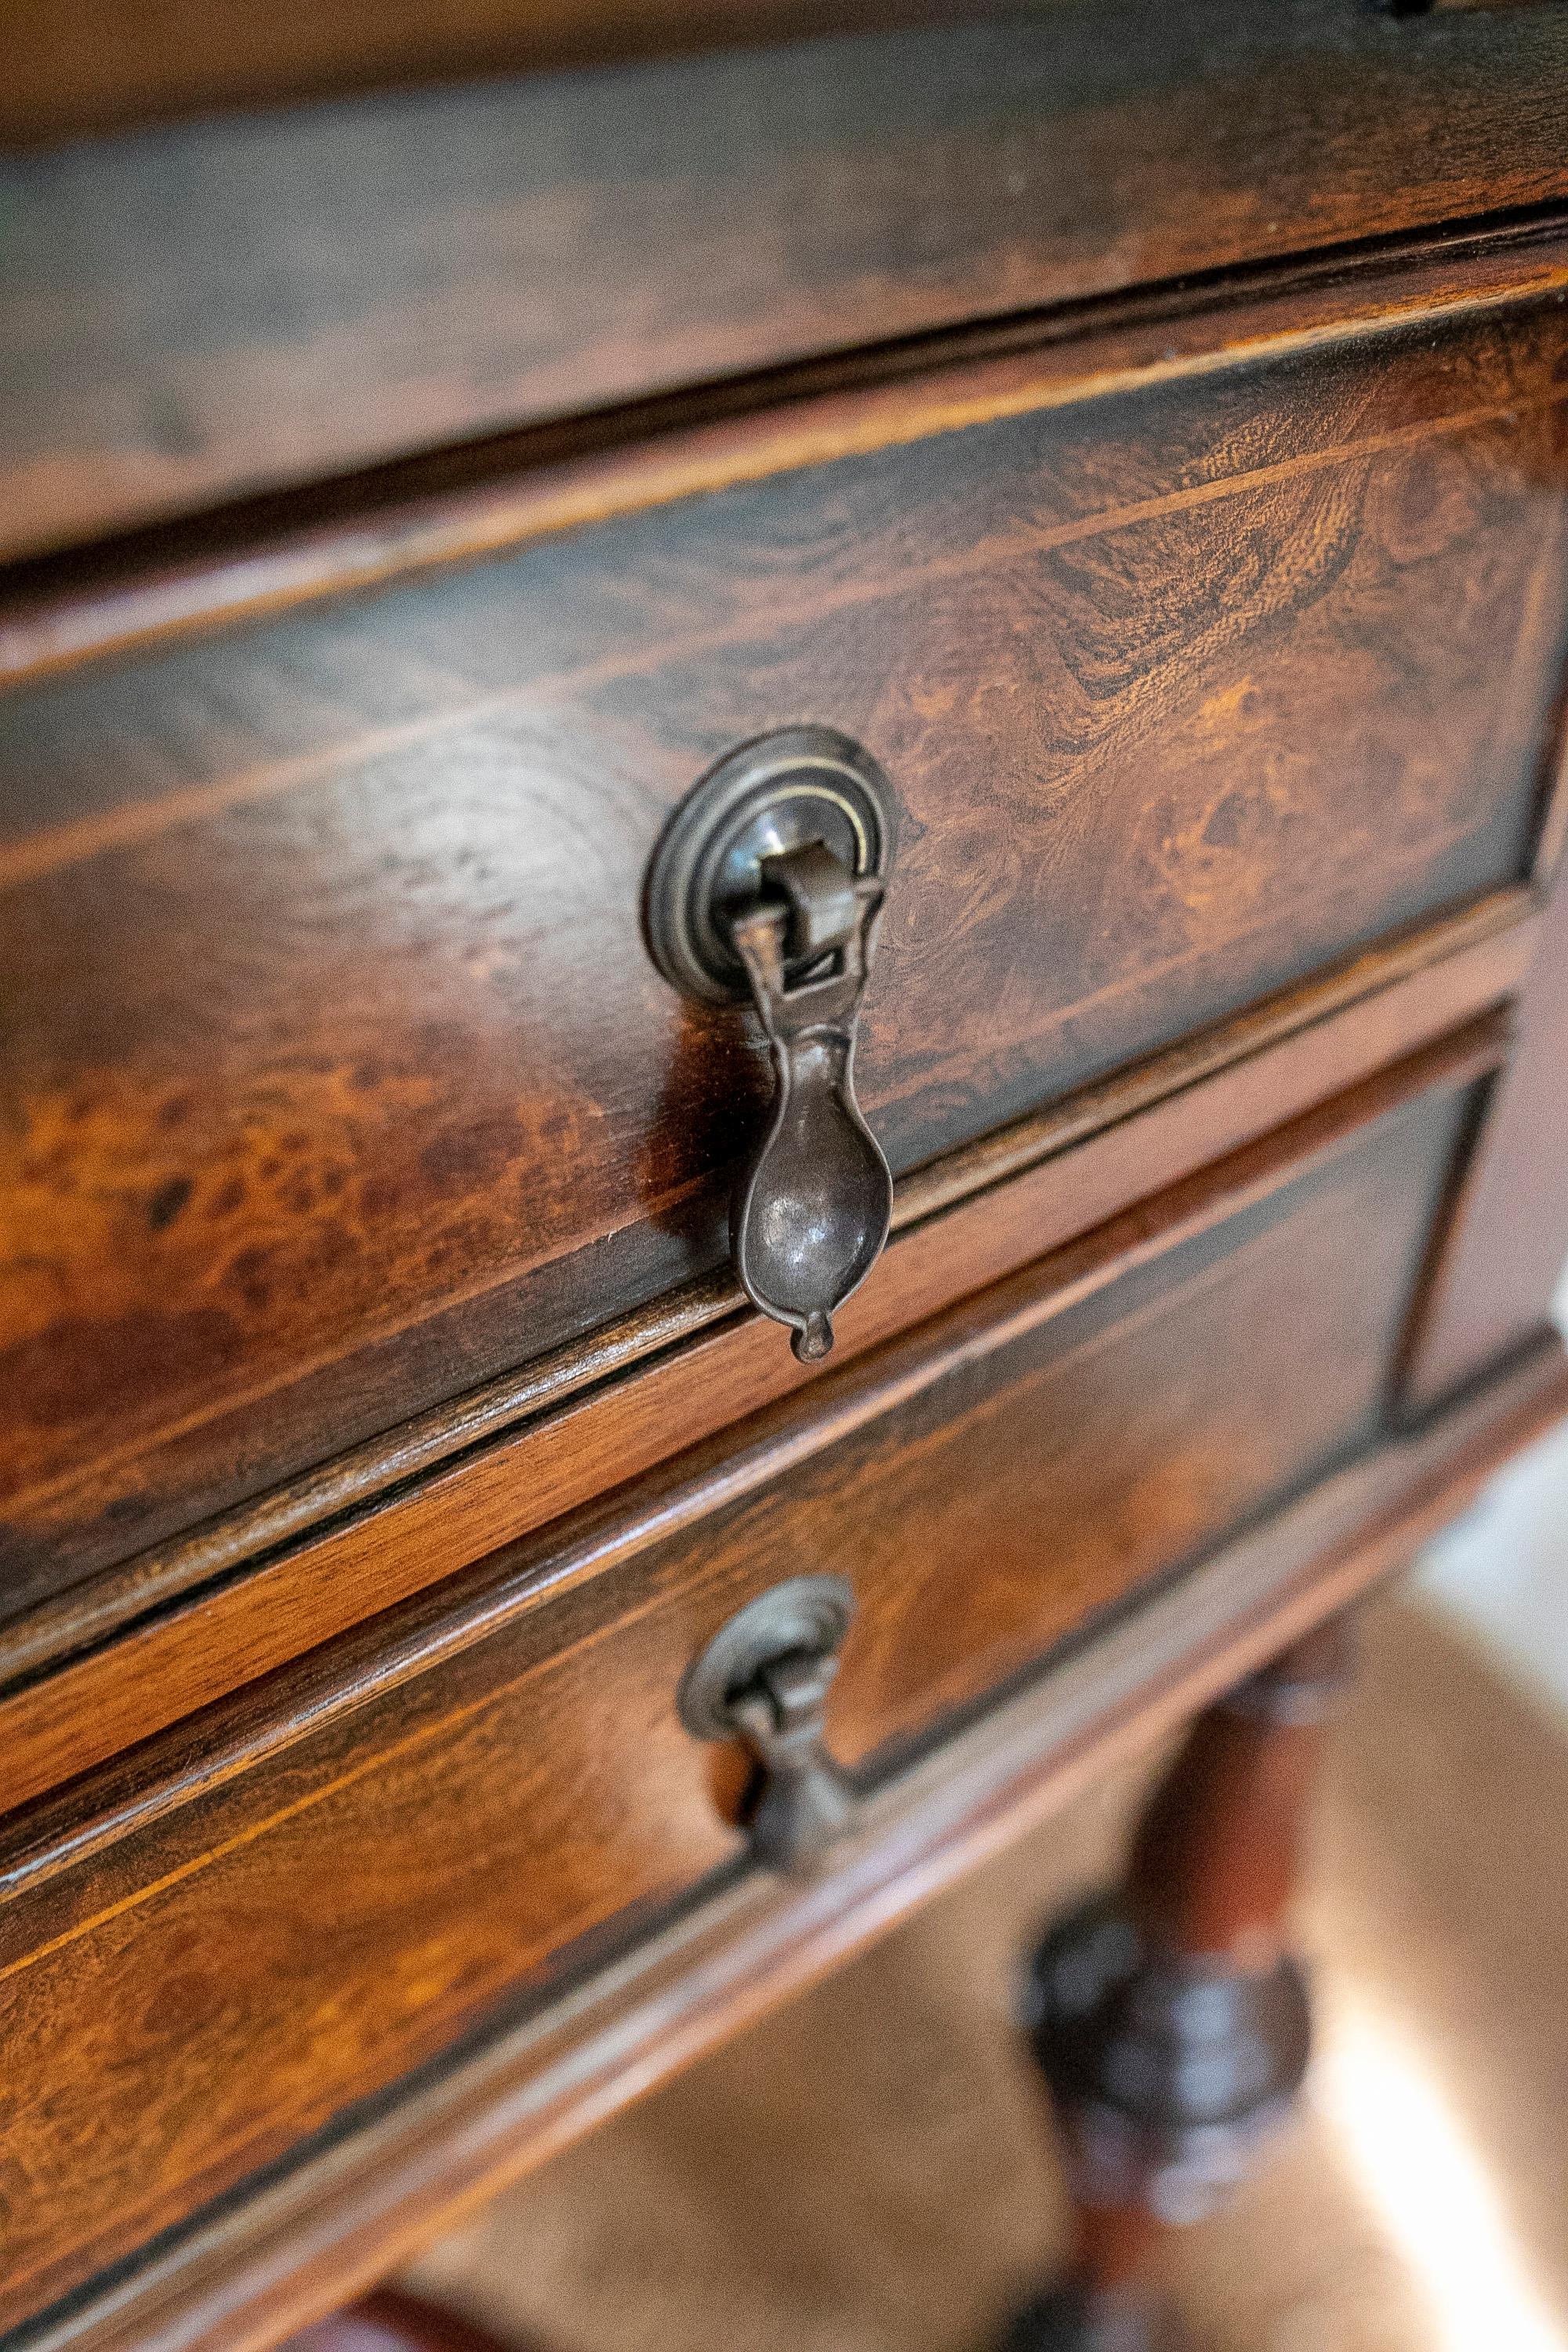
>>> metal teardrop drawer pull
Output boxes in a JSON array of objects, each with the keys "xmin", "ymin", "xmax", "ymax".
[
  {"xmin": 642, "ymin": 727, "xmax": 898, "ymax": 1362},
  {"xmin": 677, "ymin": 1576, "xmax": 858, "ymax": 1875}
]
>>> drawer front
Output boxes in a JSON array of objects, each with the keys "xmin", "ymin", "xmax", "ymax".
[
  {"xmin": 0, "ymin": 1057, "xmax": 1477, "ymax": 2330},
  {"xmin": 3, "ymin": 285, "xmax": 1563, "ymax": 1603},
  {"xmin": 6, "ymin": 0, "xmax": 1568, "ymax": 553}
]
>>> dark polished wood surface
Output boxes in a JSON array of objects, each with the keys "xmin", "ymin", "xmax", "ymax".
[
  {"xmin": 2, "ymin": 2, "xmax": 997, "ymax": 145},
  {"xmin": 278, "ymin": 2296, "xmax": 524, "ymax": 2352},
  {"xmin": 5, "ymin": 290, "xmax": 1564, "ymax": 1613},
  {"xmin": 3, "ymin": 0, "xmax": 1554, "ymax": 151},
  {"xmin": 0, "ymin": 1053, "xmax": 1476, "ymax": 2333},
  {"xmin": 5, "ymin": 220, "xmax": 1565, "ymax": 694},
  {"xmin": 279, "ymin": 2288, "xmax": 524, "ymax": 2352},
  {"xmin": 5, "ymin": 2, "xmax": 1568, "ymax": 554},
  {"xmin": 0, "ymin": 907, "xmax": 1523, "ymax": 1807},
  {"xmin": 11, "ymin": 1339, "xmax": 1564, "ymax": 2352},
  {"xmin": 1006, "ymin": 1618, "xmax": 1355, "ymax": 2348},
  {"xmin": 8, "ymin": 11, "xmax": 1568, "ymax": 2347}
]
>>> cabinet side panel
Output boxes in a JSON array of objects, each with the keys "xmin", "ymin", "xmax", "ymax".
[{"xmin": 1402, "ymin": 855, "xmax": 1568, "ymax": 1412}]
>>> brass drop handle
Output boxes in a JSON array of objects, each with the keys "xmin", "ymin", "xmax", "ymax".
[
  {"xmin": 678, "ymin": 1576, "xmax": 858, "ymax": 1875},
  {"xmin": 642, "ymin": 728, "xmax": 898, "ymax": 1362}
]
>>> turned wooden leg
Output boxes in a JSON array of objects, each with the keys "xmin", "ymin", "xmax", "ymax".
[
  {"xmin": 1001, "ymin": 1615, "xmax": 1356, "ymax": 2352},
  {"xmin": 278, "ymin": 2287, "xmax": 539, "ymax": 2352}
]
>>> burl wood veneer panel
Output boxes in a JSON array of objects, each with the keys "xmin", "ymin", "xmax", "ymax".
[
  {"xmin": 5, "ymin": 0, "xmax": 1568, "ymax": 551},
  {"xmin": 0, "ymin": 1070, "xmax": 1471, "ymax": 2336},
  {"xmin": 2, "ymin": 298, "xmax": 1563, "ymax": 1607}
]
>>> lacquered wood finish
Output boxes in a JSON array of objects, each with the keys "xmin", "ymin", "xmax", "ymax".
[
  {"xmin": 2, "ymin": 0, "xmax": 1558, "ymax": 151},
  {"xmin": 0, "ymin": 913, "xmax": 1525, "ymax": 1806},
  {"xmin": 1011, "ymin": 1617, "xmax": 1356, "ymax": 2350},
  {"xmin": 0, "ymin": 1060, "xmax": 1475, "ymax": 2336},
  {"xmin": 2, "ymin": 1, "xmax": 979, "ymax": 146},
  {"xmin": 5, "ymin": 289, "xmax": 1565, "ymax": 1615},
  {"xmin": 16, "ymin": 1340, "xmax": 1563, "ymax": 2352},
  {"xmin": 6, "ymin": 2, "xmax": 1568, "ymax": 552},
  {"xmin": 9, "ymin": 13, "xmax": 1568, "ymax": 2343},
  {"xmin": 7, "ymin": 220, "xmax": 1567, "ymax": 693},
  {"xmin": 279, "ymin": 2288, "xmax": 525, "ymax": 2352},
  {"xmin": 0, "ymin": 1024, "xmax": 1505, "ymax": 1878}
]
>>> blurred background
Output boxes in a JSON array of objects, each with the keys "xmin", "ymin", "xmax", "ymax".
[{"xmin": 389, "ymin": 1291, "xmax": 1568, "ymax": 2352}]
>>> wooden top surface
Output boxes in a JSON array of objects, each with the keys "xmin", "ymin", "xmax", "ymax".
[
  {"xmin": 9, "ymin": 3, "xmax": 1566, "ymax": 564},
  {"xmin": 2, "ymin": 0, "xmax": 1029, "ymax": 147}
]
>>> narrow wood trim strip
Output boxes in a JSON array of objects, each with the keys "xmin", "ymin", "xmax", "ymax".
[
  {"xmin": 0, "ymin": 1008, "xmax": 1509, "ymax": 1863},
  {"xmin": 16, "ymin": 1333, "xmax": 1566, "ymax": 2352},
  {"xmin": 4, "ymin": 216, "xmax": 1567, "ymax": 693}
]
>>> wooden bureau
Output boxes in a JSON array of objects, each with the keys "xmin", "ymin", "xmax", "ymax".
[{"xmin": 4, "ymin": 5, "xmax": 1568, "ymax": 2347}]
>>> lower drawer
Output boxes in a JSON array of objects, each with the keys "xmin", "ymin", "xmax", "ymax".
[{"xmin": 0, "ymin": 1035, "xmax": 1486, "ymax": 2332}]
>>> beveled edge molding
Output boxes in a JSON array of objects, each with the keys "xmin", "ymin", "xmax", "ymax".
[
  {"xmin": 0, "ymin": 1008, "xmax": 1510, "ymax": 1878},
  {"xmin": 10, "ymin": 1330, "xmax": 1565, "ymax": 2352},
  {"xmin": 0, "ymin": 886, "xmax": 1534, "ymax": 1719},
  {"xmin": 3, "ymin": 212, "xmax": 1568, "ymax": 691}
]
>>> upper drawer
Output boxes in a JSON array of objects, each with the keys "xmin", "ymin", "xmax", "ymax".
[
  {"xmin": 3, "ymin": 284, "xmax": 1564, "ymax": 1608},
  {"xmin": 5, "ymin": 0, "xmax": 1568, "ymax": 554}
]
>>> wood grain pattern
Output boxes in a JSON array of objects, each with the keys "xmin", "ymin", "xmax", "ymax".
[
  {"xmin": 6, "ymin": 0, "xmax": 1568, "ymax": 555},
  {"xmin": 0, "ymin": 0, "xmax": 986, "ymax": 145},
  {"xmin": 9, "ymin": 218, "xmax": 1568, "ymax": 695},
  {"xmin": 0, "ymin": 933, "xmax": 1526, "ymax": 1808},
  {"xmin": 1, "ymin": 0, "xmax": 1552, "ymax": 151},
  {"xmin": 0, "ymin": 1065, "xmax": 1475, "ymax": 2336},
  {"xmin": 16, "ymin": 1338, "xmax": 1566, "ymax": 2352},
  {"xmin": 0, "ymin": 1024, "xmax": 1504, "ymax": 1891},
  {"xmin": 4, "ymin": 296, "xmax": 1563, "ymax": 1614}
]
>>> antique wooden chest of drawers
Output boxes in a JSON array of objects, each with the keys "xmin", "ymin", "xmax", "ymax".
[{"xmin": 5, "ymin": 5, "xmax": 1568, "ymax": 2347}]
